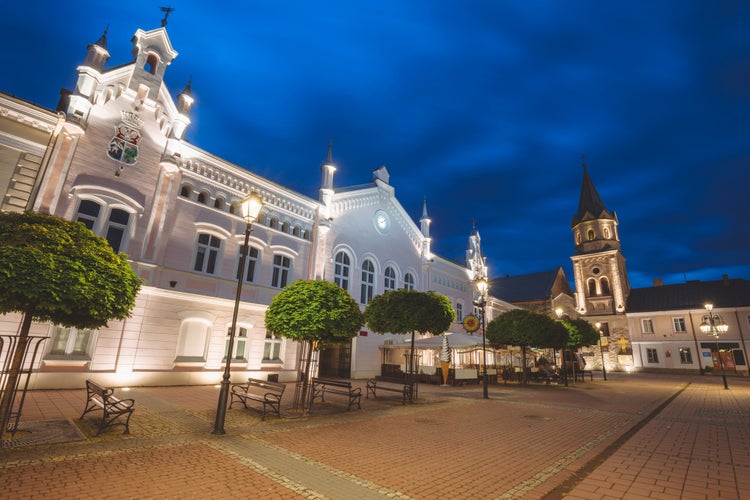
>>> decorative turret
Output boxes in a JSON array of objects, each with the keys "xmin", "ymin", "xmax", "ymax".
[
  {"xmin": 319, "ymin": 139, "xmax": 336, "ymax": 219},
  {"xmin": 420, "ymin": 197, "xmax": 431, "ymax": 238},
  {"xmin": 83, "ymin": 27, "xmax": 110, "ymax": 71},
  {"xmin": 171, "ymin": 78, "xmax": 193, "ymax": 139},
  {"xmin": 128, "ymin": 25, "xmax": 178, "ymax": 101}
]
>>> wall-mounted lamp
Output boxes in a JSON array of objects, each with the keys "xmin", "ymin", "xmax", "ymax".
[{"xmin": 169, "ymin": 281, "xmax": 177, "ymax": 288}]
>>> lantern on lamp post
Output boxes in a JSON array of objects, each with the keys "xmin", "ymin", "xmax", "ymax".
[
  {"xmin": 699, "ymin": 303, "xmax": 730, "ymax": 390},
  {"xmin": 473, "ymin": 277, "xmax": 489, "ymax": 399},
  {"xmin": 213, "ymin": 191, "xmax": 264, "ymax": 434}
]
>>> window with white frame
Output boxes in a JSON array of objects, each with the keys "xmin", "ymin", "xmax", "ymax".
[
  {"xmin": 263, "ymin": 331, "xmax": 282, "ymax": 361},
  {"xmin": 334, "ymin": 251, "xmax": 350, "ymax": 290},
  {"xmin": 679, "ymin": 347, "xmax": 693, "ymax": 364},
  {"xmin": 224, "ymin": 326, "xmax": 247, "ymax": 361},
  {"xmin": 641, "ymin": 318, "xmax": 654, "ymax": 334},
  {"xmin": 403, "ymin": 272, "xmax": 415, "ymax": 291},
  {"xmin": 360, "ymin": 259, "xmax": 375, "ymax": 304},
  {"xmin": 646, "ymin": 348, "xmax": 659, "ymax": 363},
  {"xmin": 76, "ymin": 199, "xmax": 132, "ymax": 253},
  {"xmin": 236, "ymin": 245, "xmax": 260, "ymax": 282},
  {"xmin": 456, "ymin": 303, "xmax": 463, "ymax": 322},
  {"xmin": 47, "ymin": 327, "xmax": 95, "ymax": 358},
  {"xmin": 271, "ymin": 254, "xmax": 291, "ymax": 288},
  {"xmin": 384, "ymin": 266, "xmax": 397, "ymax": 291},
  {"xmin": 672, "ymin": 317, "xmax": 686, "ymax": 333},
  {"xmin": 193, "ymin": 233, "xmax": 222, "ymax": 274},
  {"xmin": 175, "ymin": 319, "xmax": 210, "ymax": 361}
]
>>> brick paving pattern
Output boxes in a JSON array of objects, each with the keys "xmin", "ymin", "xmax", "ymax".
[{"xmin": 1, "ymin": 373, "xmax": 748, "ymax": 499}]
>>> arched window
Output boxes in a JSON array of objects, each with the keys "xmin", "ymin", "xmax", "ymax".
[
  {"xmin": 403, "ymin": 272, "xmax": 415, "ymax": 290},
  {"xmin": 334, "ymin": 252, "xmax": 350, "ymax": 290},
  {"xmin": 384, "ymin": 266, "xmax": 397, "ymax": 291},
  {"xmin": 214, "ymin": 197, "xmax": 225, "ymax": 210},
  {"xmin": 145, "ymin": 54, "xmax": 158, "ymax": 75},
  {"xmin": 600, "ymin": 277, "xmax": 611, "ymax": 295},
  {"xmin": 180, "ymin": 185, "xmax": 191, "ymax": 198},
  {"xmin": 603, "ymin": 227, "xmax": 610, "ymax": 239},
  {"xmin": 587, "ymin": 229, "xmax": 595, "ymax": 241},
  {"xmin": 360, "ymin": 260, "xmax": 375, "ymax": 304},
  {"xmin": 197, "ymin": 191, "xmax": 208, "ymax": 204},
  {"xmin": 292, "ymin": 226, "xmax": 301, "ymax": 237},
  {"xmin": 281, "ymin": 222, "xmax": 290, "ymax": 234},
  {"xmin": 575, "ymin": 231, "xmax": 581, "ymax": 244},
  {"xmin": 269, "ymin": 217, "xmax": 279, "ymax": 230},
  {"xmin": 587, "ymin": 278, "xmax": 597, "ymax": 296}
]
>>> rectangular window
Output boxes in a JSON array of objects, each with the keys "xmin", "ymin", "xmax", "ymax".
[
  {"xmin": 646, "ymin": 348, "xmax": 659, "ymax": 363},
  {"xmin": 641, "ymin": 318, "xmax": 654, "ymax": 334},
  {"xmin": 678, "ymin": 347, "xmax": 693, "ymax": 364},
  {"xmin": 599, "ymin": 322, "xmax": 610, "ymax": 337},
  {"xmin": 456, "ymin": 303, "xmax": 463, "ymax": 322},
  {"xmin": 271, "ymin": 255, "xmax": 291, "ymax": 288},
  {"xmin": 672, "ymin": 317, "xmax": 686, "ymax": 333},
  {"xmin": 194, "ymin": 234, "xmax": 222, "ymax": 274},
  {"xmin": 263, "ymin": 331, "xmax": 282, "ymax": 361},
  {"xmin": 48, "ymin": 327, "xmax": 94, "ymax": 357},
  {"xmin": 105, "ymin": 208, "xmax": 130, "ymax": 253},
  {"xmin": 236, "ymin": 246, "xmax": 259, "ymax": 282},
  {"xmin": 225, "ymin": 326, "xmax": 247, "ymax": 361}
]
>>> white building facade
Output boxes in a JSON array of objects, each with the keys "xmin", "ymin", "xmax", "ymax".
[{"xmin": 0, "ymin": 22, "xmax": 500, "ymax": 389}]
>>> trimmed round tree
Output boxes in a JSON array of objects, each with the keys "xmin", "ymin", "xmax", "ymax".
[
  {"xmin": 0, "ymin": 211, "xmax": 141, "ymax": 432},
  {"xmin": 486, "ymin": 309, "xmax": 568, "ymax": 383},
  {"xmin": 264, "ymin": 279, "xmax": 363, "ymax": 410},
  {"xmin": 363, "ymin": 289, "xmax": 455, "ymax": 380}
]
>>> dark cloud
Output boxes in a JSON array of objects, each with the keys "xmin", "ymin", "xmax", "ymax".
[{"xmin": 1, "ymin": 1, "xmax": 748, "ymax": 290}]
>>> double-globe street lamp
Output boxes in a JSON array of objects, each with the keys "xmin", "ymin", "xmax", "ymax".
[
  {"xmin": 213, "ymin": 191, "xmax": 264, "ymax": 434},
  {"xmin": 699, "ymin": 303, "xmax": 730, "ymax": 390},
  {"xmin": 595, "ymin": 322, "xmax": 608, "ymax": 381},
  {"xmin": 474, "ymin": 277, "xmax": 489, "ymax": 399}
]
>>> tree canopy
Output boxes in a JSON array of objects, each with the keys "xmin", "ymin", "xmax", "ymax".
[
  {"xmin": 363, "ymin": 289, "xmax": 455, "ymax": 336},
  {"xmin": 0, "ymin": 211, "xmax": 141, "ymax": 329},
  {"xmin": 486, "ymin": 309, "xmax": 569, "ymax": 350},
  {"xmin": 264, "ymin": 279, "xmax": 363, "ymax": 347},
  {"xmin": 566, "ymin": 318, "xmax": 601, "ymax": 348}
]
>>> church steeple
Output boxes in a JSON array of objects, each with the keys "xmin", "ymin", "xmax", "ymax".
[
  {"xmin": 570, "ymin": 161, "xmax": 629, "ymax": 316},
  {"xmin": 83, "ymin": 27, "xmax": 110, "ymax": 71}
]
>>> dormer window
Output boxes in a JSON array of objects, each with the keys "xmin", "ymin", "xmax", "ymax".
[
  {"xmin": 145, "ymin": 54, "xmax": 158, "ymax": 75},
  {"xmin": 587, "ymin": 229, "xmax": 595, "ymax": 241}
]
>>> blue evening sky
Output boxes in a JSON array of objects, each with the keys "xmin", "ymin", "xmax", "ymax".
[{"xmin": 1, "ymin": 1, "xmax": 748, "ymax": 289}]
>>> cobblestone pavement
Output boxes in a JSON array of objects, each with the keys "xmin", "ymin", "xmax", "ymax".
[{"xmin": 1, "ymin": 372, "xmax": 748, "ymax": 499}]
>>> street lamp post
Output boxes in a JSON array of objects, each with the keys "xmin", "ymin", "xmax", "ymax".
[
  {"xmin": 213, "ymin": 192, "xmax": 264, "ymax": 434},
  {"xmin": 699, "ymin": 303, "xmax": 729, "ymax": 390},
  {"xmin": 474, "ymin": 277, "xmax": 489, "ymax": 399},
  {"xmin": 555, "ymin": 308, "xmax": 568, "ymax": 387},
  {"xmin": 595, "ymin": 322, "xmax": 607, "ymax": 381}
]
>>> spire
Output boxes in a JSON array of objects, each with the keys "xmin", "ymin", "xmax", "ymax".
[
  {"xmin": 420, "ymin": 197, "xmax": 431, "ymax": 238},
  {"xmin": 325, "ymin": 137, "xmax": 333, "ymax": 165},
  {"xmin": 572, "ymin": 160, "xmax": 612, "ymax": 226},
  {"xmin": 95, "ymin": 25, "xmax": 108, "ymax": 49}
]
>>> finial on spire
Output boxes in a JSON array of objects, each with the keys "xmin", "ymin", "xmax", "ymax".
[
  {"xmin": 580, "ymin": 153, "xmax": 587, "ymax": 169},
  {"xmin": 181, "ymin": 76, "xmax": 193, "ymax": 96},
  {"xmin": 94, "ymin": 25, "xmax": 109, "ymax": 48},
  {"xmin": 421, "ymin": 196, "xmax": 429, "ymax": 219},
  {"xmin": 160, "ymin": 6, "xmax": 176, "ymax": 27}
]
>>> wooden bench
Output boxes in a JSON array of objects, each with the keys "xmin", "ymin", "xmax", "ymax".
[
  {"xmin": 311, "ymin": 377, "xmax": 361, "ymax": 410},
  {"xmin": 80, "ymin": 379, "xmax": 135, "ymax": 435},
  {"xmin": 230, "ymin": 378, "xmax": 286, "ymax": 420},
  {"xmin": 574, "ymin": 370, "xmax": 594, "ymax": 382},
  {"xmin": 366, "ymin": 379, "xmax": 413, "ymax": 404}
]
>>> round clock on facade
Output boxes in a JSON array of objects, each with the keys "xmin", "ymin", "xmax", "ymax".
[{"xmin": 374, "ymin": 210, "xmax": 391, "ymax": 234}]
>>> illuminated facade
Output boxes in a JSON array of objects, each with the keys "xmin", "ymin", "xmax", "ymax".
[{"xmin": 0, "ymin": 21, "xmax": 490, "ymax": 389}]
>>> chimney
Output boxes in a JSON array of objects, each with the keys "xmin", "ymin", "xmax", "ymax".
[
  {"xmin": 723, "ymin": 274, "xmax": 730, "ymax": 286},
  {"xmin": 653, "ymin": 279, "xmax": 663, "ymax": 287}
]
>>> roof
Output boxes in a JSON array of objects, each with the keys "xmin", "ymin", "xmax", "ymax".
[
  {"xmin": 571, "ymin": 164, "xmax": 615, "ymax": 226},
  {"xmin": 490, "ymin": 268, "xmax": 570, "ymax": 303},
  {"xmin": 627, "ymin": 278, "xmax": 750, "ymax": 312}
]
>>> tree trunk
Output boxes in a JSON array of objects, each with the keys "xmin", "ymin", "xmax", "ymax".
[{"xmin": 1, "ymin": 310, "xmax": 33, "ymax": 436}]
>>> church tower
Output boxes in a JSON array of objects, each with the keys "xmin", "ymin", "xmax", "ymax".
[{"xmin": 570, "ymin": 162, "xmax": 630, "ymax": 318}]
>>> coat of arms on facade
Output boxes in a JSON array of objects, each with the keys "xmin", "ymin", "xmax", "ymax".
[{"xmin": 108, "ymin": 111, "xmax": 143, "ymax": 166}]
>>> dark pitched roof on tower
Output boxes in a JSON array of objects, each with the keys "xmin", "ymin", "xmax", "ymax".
[
  {"xmin": 94, "ymin": 27, "xmax": 108, "ymax": 49},
  {"xmin": 572, "ymin": 163, "xmax": 614, "ymax": 226}
]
